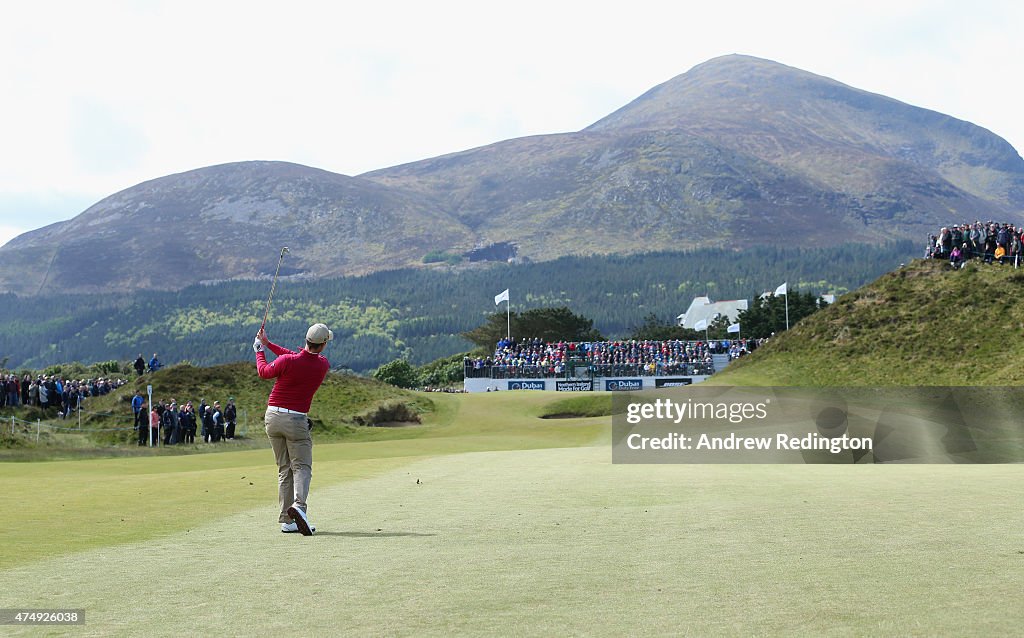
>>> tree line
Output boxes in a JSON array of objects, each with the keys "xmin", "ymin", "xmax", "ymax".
[{"xmin": 0, "ymin": 241, "xmax": 915, "ymax": 373}]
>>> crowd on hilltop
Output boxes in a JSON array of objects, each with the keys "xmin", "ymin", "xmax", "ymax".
[
  {"xmin": 927, "ymin": 222, "xmax": 1024, "ymax": 267},
  {"xmin": 133, "ymin": 393, "xmax": 239, "ymax": 446},
  {"xmin": 2, "ymin": 351, "xmax": 172, "ymax": 417},
  {"xmin": 465, "ymin": 337, "xmax": 762, "ymax": 379},
  {"xmin": 0, "ymin": 355, "xmax": 246, "ymax": 446},
  {"xmin": 1, "ymin": 373, "xmax": 127, "ymax": 417}
]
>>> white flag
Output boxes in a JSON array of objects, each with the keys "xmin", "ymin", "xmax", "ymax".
[
  {"xmin": 774, "ymin": 282, "xmax": 788, "ymax": 296},
  {"xmin": 727, "ymin": 323, "xmax": 740, "ymax": 334},
  {"xmin": 693, "ymin": 318, "xmax": 708, "ymax": 331},
  {"xmin": 494, "ymin": 289, "xmax": 509, "ymax": 305}
]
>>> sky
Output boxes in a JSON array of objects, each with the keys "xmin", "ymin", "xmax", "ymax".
[{"xmin": 1, "ymin": 0, "xmax": 1022, "ymax": 247}]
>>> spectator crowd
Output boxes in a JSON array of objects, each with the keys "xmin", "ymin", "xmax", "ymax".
[
  {"xmin": 133, "ymin": 393, "xmax": 239, "ymax": 446},
  {"xmin": 1, "ymin": 373, "xmax": 127, "ymax": 417},
  {"xmin": 0, "ymin": 368, "xmax": 243, "ymax": 447},
  {"xmin": 465, "ymin": 337, "xmax": 761, "ymax": 379},
  {"xmin": 927, "ymin": 221, "xmax": 1024, "ymax": 267}
]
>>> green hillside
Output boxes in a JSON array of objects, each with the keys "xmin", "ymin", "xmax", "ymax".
[
  {"xmin": 0, "ymin": 241, "xmax": 914, "ymax": 372},
  {"xmin": 715, "ymin": 257, "xmax": 1024, "ymax": 385}
]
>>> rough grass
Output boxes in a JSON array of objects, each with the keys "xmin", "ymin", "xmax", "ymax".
[
  {"xmin": 536, "ymin": 393, "xmax": 614, "ymax": 418},
  {"xmin": 715, "ymin": 258, "xmax": 1024, "ymax": 386}
]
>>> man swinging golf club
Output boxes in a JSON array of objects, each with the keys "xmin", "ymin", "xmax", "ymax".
[{"xmin": 254, "ymin": 322, "xmax": 332, "ymax": 535}]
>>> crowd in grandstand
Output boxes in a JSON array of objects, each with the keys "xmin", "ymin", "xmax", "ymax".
[
  {"xmin": 0, "ymin": 373, "xmax": 127, "ymax": 417},
  {"xmin": 927, "ymin": 222, "xmax": 1024, "ymax": 267},
  {"xmin": 465, "ymin": 337, "xmax": 761, "ymax": 379}
]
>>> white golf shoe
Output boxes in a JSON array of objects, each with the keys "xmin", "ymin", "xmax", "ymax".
[
  {"xmin": 281, "ymin": 521, "xmax": 316, "ymax": 534},
  {"xmin": 286, "ymin": 505, "xmax": 315, "ymax": 536}
]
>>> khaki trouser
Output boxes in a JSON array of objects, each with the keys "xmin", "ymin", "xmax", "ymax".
[{"xmin": 265, "ymin": 409, "xmax": 312, "ymax": 524}]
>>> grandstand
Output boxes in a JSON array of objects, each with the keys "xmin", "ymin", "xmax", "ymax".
[{"xmin": 463, "ymin": 338, "xmax": 758, "ymax": 392}]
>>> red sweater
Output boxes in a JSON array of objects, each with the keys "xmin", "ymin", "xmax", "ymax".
[{"xmin": 256, "ymin": 341, "xmax": 330, "ymax": 413}]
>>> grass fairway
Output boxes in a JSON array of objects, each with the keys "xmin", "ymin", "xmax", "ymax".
[{"xmin": 1, "ymin": 392, "xmax": 1023, "ymax": 636}]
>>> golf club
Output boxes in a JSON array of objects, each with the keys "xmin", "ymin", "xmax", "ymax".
[{"xmin": 260, "ymin": 246, "xmax": 289, "ymax": 331}]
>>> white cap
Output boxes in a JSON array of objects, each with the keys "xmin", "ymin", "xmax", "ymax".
[{"xmin": 306, "ymin": 323, "xmax": 333, "ymax": 344}]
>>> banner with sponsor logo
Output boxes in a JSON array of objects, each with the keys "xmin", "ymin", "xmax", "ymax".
[
  {"xmin": 556, "ymin": 380, "xmax": 594, "ymax": 392},
  {"xmin": 508, "ymin": 380, "xmax": 545, "ymax": 390},
  {"xmin": 655, "ymin": 378, "xmax": 693, "ymax": 388},
  {"xmin": 605, "ymin": 379, "xmax": 643, "ymax": 392}
]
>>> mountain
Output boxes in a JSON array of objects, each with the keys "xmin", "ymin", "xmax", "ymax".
[
  {"xmin": 0, "ymin": 162, "xmax": 473, "ymax": 294},
  {"xmin": 588, "ymin": 55, "xmax": 1024, "ymax": 210},
  {"xmin": 367, "ymin": 55, "xmax": 1024, "ymax": 251},
  {"xmin": 2, "ymin": 54, "xmax": 1022, "ymax": 294}
]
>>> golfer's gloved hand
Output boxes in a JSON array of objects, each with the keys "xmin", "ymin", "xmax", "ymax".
[{"xmin": 253, "ymin": 336, "xmax": 264, "ymax": 353}]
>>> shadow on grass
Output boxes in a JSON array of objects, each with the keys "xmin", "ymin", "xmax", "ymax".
[{"xmin": 314, "ymin": 531, "xmax": 436, "ymax": 538}]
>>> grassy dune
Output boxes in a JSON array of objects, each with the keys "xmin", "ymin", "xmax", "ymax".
[
  {"xmin": 0, "ymin": 362, "xmax": 440, "ymax": 458},
  {"xmin": 716, "ymin": 258, "xmax": 1024, "ymax": 385}
]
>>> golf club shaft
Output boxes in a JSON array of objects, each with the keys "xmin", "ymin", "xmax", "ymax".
[{"xmin": 260, "ymin": 247, "xmax": 289, "ymax": 331}]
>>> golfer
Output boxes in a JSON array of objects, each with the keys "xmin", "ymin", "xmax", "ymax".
[{"xmin": 254, "ymin": 323, "xmax": 332, "ymax": 535}]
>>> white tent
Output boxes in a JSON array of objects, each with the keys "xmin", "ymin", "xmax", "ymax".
[{"xmin": 677, "ymin": 297, "xmax": 749, "ymax": 330}]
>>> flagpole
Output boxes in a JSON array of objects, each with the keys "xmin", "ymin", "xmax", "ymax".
[
  {"xmin": 776, "ymin": 282, "xmax": 790, "ymax": 331},
  {"xmin": 494, "ymin": 289, "xmax": 511, "ymax": 341}
]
